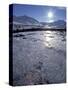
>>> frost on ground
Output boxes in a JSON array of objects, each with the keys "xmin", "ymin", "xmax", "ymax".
[{"xmin": 13, "ymin": 30, "xmax": 66, "ymax": 86}]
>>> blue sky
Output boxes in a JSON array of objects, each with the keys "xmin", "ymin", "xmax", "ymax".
[{"xmin": 13, "ymin": 4, "xmax": 66, "ymax": 22}]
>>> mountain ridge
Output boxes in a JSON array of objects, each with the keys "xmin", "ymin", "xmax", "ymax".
[
  {"xmin": 10, "ymin": 15, "xmax": 66, "ymax": 30},
  {"xmin": 12, "ymin": 15, "xmax": 40, "ymax": 25}
]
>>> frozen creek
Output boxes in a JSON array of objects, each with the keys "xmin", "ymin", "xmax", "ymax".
[{"xmin": 13, "ymin": 30, "xmax": 66, "ymax": 85}]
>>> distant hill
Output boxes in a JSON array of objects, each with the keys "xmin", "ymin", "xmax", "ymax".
[{"xmin": 41, "ymin": 20, "xmax": 66, "ymax": 29}]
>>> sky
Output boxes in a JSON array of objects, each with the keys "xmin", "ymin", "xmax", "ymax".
[{"xmin": 13, "ymin": 4, "xmax": 66, "ymax": 22}]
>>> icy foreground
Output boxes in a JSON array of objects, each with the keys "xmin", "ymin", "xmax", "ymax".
[{"xmin": 13, "ymin": 30, "xmax": 66, "ymax": 85}]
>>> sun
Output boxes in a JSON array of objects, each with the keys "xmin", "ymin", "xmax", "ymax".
[{"xmin": 48, "ymin": 12, "xmax": 53, "ymax": 18}]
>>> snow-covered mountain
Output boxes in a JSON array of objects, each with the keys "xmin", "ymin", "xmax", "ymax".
[
  {"xmin": 10, "ymin": 15, "xmax": 41, "ymax": 30},
  {"xmin": 13, "ymin": 15, "xmax": 40, "ymax": 25},
  {"xmin": 9, "ymin": 15, "xmax": 66, "ymax": 30}
]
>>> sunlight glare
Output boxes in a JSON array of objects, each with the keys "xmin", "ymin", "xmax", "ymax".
[{"xmin": 48, "ymin": 12, "xmax": 53, "ymax": 18}]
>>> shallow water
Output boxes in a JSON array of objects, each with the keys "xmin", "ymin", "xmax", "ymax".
[{"xmin": 13, "ymin": 30, "xmax": 66, "ymax": 85}]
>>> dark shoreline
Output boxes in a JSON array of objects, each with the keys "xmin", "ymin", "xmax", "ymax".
[{"xmin": 12, "ymin": 28, "xmax": 66, "ymax": 33}]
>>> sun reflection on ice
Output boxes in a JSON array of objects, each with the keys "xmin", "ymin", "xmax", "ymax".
[{"xmin": 43, "ymin": 31, "xmax": 54, "ymax": 48}]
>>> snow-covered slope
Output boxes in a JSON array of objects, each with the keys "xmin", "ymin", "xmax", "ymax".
[{"xmin": 13, "ymin": 15, "xmax": 40, "ymax": 25}]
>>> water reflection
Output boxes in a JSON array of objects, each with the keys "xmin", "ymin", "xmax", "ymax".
[
  {"xmin": 39, "ymin": 30, "xmax": 66, "ymax": 50},
  {"xmin": 43, "ymin": 31, "xmax": 54, "ymax": 48}
]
